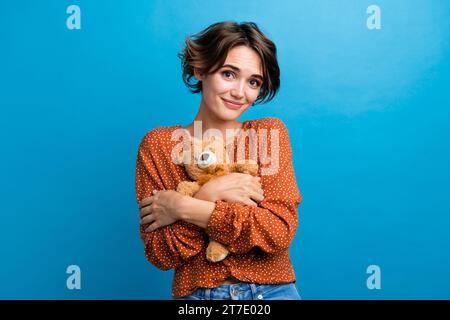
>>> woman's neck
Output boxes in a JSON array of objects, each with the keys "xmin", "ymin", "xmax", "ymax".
[{"xmin": 185, "ymin": 101, "xmax": 243, "ymax": 138}]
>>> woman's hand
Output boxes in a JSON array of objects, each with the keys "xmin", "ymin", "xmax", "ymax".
[
  {"xmin": 194, "ymin": 173, "xmax": 264, "ymax": 207},
  {"xmin": 139, "ymin": 190, "xmax": 185, "ymax": 232}
]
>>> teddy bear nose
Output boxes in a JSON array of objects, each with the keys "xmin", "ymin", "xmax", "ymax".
[{"xmin": 197, "ymin": 151, "xmax": 217, "ymax": 169}]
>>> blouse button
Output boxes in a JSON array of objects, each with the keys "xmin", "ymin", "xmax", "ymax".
[{"xmin": 257, "ymin": 294, "xmax": 263, "ymax": 300}]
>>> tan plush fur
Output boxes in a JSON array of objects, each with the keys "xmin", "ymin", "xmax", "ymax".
[{"xmin": 176, "ymin": 135, "xmax": 258, "ymax": 262}]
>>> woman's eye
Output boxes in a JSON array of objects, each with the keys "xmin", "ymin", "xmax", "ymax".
[
  {"xmin": 222, "ymin": 71, "xmax": 234, "ymax": 79},
  {"xmin": 250, "ymin": 79, "xmax": 261, "ymax": 88}
]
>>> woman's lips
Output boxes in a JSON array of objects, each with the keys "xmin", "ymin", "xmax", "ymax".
[{"xmin": 221, "ymin": 98, "xmax": 244, "ymax": 110}]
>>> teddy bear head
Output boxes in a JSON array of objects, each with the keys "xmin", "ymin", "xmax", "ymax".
[{"xmin": 178, "ymin": 135, "xmax": 231, "ymax": 181}]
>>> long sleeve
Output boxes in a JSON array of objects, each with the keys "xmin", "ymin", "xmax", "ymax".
[
  {"xmin": 205, "ymin": 118, "xmax": 302, "ymax": 255},
  {"xmin": 135, "ymin": 130, "xmax": 205, "ymax": 270}
]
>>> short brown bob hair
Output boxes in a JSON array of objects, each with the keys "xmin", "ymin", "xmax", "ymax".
[{"xmin": 178, "ymin": 21, "xmax": 280, "ymax": 105}]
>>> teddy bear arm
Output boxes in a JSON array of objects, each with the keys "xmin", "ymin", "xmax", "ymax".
[
  {"xmin": 176, "ymin": 181, "xmax": 201, "ymax": 197},
  {"xmin": 231, "ymin": 162, "xmax": 259, "ymax": 176}
]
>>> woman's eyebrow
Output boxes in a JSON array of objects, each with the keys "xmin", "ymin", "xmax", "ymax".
[{"xmin": 221, "ymin": 64, "xmax": 263, "ymax": 81}]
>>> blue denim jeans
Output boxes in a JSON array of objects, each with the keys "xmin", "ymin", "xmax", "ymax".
[{"xmin": 174, "ymin": 282, "xmax": 301, "ymax": 300}]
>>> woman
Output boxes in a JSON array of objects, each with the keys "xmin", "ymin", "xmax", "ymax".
[{"xmin": 135, "ymin": 21, "xmax": 302, "ymax": 300}]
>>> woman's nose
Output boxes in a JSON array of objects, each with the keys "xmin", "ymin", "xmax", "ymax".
[{"xmin": 230, "ymin": 82, "xmax": 245, "ymax": 99}]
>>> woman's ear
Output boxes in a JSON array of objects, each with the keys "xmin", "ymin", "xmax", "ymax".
[{"xmin": 193, "ymin": 68, "xmax": 204, "ymax": 81}]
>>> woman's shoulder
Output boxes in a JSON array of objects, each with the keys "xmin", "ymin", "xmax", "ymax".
[
  {"xmin": 139, "ymin": 124, "xmax": 182, "ymax": 151},
  {"xmin": 144, "ymin": 124, "xmax": 181, "ymax": 139},
  {"xmin": 246, "ymin": 117, "xmax": 288, "ymax": 131}
]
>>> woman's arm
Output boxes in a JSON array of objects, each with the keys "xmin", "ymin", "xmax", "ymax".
[
  {"xmin": 136, "ymin": 130, "xmax": 206, "ymax": 270},
  {"xmin": 178, "ymin": 173, "xmax": 264, "ymax": 228},
  {"xmin": 177, "ymin": 196, "xmax": 215, "ymax": 229},
  {"xmin": 140, "ymin": 190, "xmax": 215, "ymax": 230},
  {"xmin": 140, "ymin": 172, "xmax": 264, "ymax": 230}
]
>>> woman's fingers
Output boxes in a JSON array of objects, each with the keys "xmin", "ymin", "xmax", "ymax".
[
  {"xmin": 138, "ymin": 195, "xmax": 154, "ymax": 209},
  {"xmin": 140, "ymin": 213, "xmax": 156, "ymax": 225},
  {"xmin": 250, "ymin": 190, "xmax": 265, "ymax": 203},
  {"xmin": 145, "ymin": 222, "xmax": 158, "ymax": 233},
  {"xmin": 250, "ymin": 176, "xmax": 262, "ymax": 187},
  {"xmin": 253, "ymin": 182, "xmax": 264, "ymax": 195},
  {"xmin": 248, "ymin": 179, "xmax": 264, "ymax": 200},
  {"xmin": 139, "ymin": 205, "xmax": 152, "ymax": 219},
  {"xmin": 244, "ymin": 198, "xmax": 258, "ymax": 207}
]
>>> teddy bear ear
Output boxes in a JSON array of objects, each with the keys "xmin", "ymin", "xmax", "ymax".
[
  {"xmin": 203, "ymin": 135, "xmax": 219, "ymax": 145},
  {"xmin": 173, "ymin": 148, "xmax": 184, "ymax": 165}
]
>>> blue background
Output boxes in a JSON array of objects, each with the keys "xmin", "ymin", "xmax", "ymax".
[{"xmin": 1, "ymin": 0, "xmax": 449, "ymax": 299}]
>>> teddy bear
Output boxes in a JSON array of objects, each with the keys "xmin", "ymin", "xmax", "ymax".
[{"xmin": 176, "ymin": 135, "xmax": 259, "ymax": 262}]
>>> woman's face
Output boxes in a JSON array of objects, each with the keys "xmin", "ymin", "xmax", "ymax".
[{"xmin": 195, "ymin": 45, "xmax": 263, "ymax": 122}]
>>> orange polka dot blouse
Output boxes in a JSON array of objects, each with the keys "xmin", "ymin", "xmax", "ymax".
[{"xmin": 135, "ymin": 117, "xmax": 302, "ymax": 298}]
